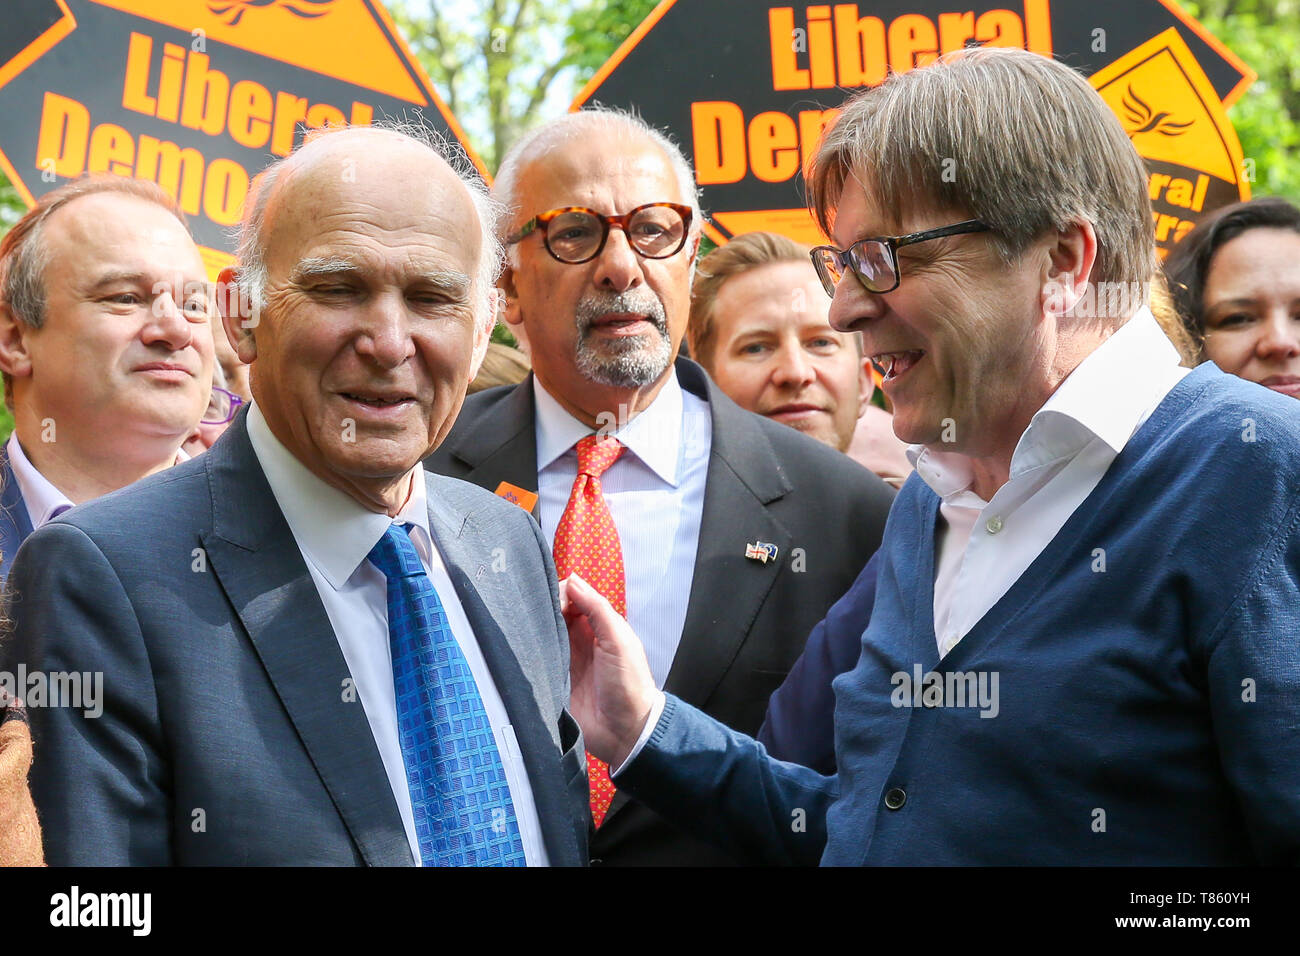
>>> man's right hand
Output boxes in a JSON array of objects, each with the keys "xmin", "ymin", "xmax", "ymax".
[{"xmin": 560, "ymin": 573, "xmax": 659, "ymax": 770}]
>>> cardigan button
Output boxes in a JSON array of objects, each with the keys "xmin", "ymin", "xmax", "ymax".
[{"xmin": 884, "ymin": 787, "xmax": 907, "ymax": 810}]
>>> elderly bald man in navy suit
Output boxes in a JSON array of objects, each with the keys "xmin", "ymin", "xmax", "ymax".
[{"xmin": 4, "ymin": 125, "xmax": 589, "ymax": 866}]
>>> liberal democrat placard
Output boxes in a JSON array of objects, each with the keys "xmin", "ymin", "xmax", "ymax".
[
  {"xmin": 575, "ymin": 0, "xmax": 1254, "ymax": 256},
  {"xmin": 0, "ymin": 0, "xmax": 481, "ymax": 276}
]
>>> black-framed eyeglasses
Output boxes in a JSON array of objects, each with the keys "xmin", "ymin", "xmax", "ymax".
[
  {"xmin": 810, "ymin": 219, "xmax": 991, "ymax": 297},
  {"xmin": 201, "ymin": 386, "xmax": 244, "ymax": 425},
  {"xmin": 505, "ymin": 203, "xmax": 693, "ymax": 264}
]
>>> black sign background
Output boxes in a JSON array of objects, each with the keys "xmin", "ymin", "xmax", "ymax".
[{"xmin": 575, "ymin": 0, "xmax": 1253, "ymax": 240}]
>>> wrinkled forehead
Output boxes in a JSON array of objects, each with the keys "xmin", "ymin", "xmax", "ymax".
[
  {"xmin": 44, "ymin": 193, "xmax": 205, "ymax": 281},
  {"xmin": 831, "ymin": 169, "xmax": 966, "ymax": 246},
  {"xmin": 516, "ymin": 138, "xmax": 683, "ymax": 216},
  {"xmin": 264, "ymin": 145, "xmax": 481, "ymax": 276}
]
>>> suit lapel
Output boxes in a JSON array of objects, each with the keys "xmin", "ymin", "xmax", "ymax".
[
  {"xmin": 446, "ymin": 378, "xmax": 541, "ymax": 519},
  {"xmin": 427, "ymin": 483, "xmax": 581, "ymax": 867},
  {"xmin": 203, "ymin": 413, "xmax": 412, "ymax": 867},
  {"xmin": 0, "ymin": 446, "xmax": 33, "ymax": 577},
  {"xmin": 663, "ymin": 361, "xmax": 793, "ymax": 707}
]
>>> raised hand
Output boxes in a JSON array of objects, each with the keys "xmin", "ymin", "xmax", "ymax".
[{"xmin": 560, "ymin": 573, "xmax": 659, "ymax": 769}]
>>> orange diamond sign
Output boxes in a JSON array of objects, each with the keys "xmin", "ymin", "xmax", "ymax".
[
  {"xmin": 1092, "ymin": 27, "xmax": 1251, "ymax": 257},
  {"xmin": 0, "ymin": 0, "xmax": 481, "ymax": 276}
]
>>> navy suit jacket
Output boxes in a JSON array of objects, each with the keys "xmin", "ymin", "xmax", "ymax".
[
  {"xmin": 0, "ymin": 443, "xmax": 33, "ymax": 583},
  {"xmin": 757, "ymin": 551, "xmax": 878, "ymax": 775},
  {"xmin": 2, "ymin": 410, "xmax": 589, "ymax": 865}
]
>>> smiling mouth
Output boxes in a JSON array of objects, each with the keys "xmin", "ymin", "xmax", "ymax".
[{"xmin": 871, "ymin": 350, "xmax": 925, "ymax": 381}]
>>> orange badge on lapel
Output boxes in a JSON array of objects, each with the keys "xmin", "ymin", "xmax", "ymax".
[{"xmin": 494, "ymin": 482, "xmax": 538, "ymax": 512}]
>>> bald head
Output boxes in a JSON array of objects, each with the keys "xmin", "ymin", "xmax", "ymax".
[
  {"xmin": 235, "ymin": 125, "xmax": 502, "ymax": 334},
  {"xmin": 494, "ymin": 108, "xmax": 700, "ymax": 244}
]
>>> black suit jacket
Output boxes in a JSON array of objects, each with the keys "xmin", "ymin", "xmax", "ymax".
[
  {"xmin": 3, "ymin": 411, "xmax": 589, "ymax": 865},
  {"xmin": 426, "ymin": 358, "xmax": 894, "ymax": 865}
]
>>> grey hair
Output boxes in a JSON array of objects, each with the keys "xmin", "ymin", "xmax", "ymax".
[
  {"xmin": 232, "ymin": 120, "xmax": 504, "ymax": 335},
  {"xmin": 493, "ymin": 106, "xmax": 702, "ymax": 259},
  {"xmin": 807, "ymin": 47, "xmax": 1155, "ymax": 292}
]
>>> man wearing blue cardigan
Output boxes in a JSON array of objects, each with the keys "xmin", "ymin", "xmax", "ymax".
[{"xmin": 561, "ymin": 47, "xmax": 1300, "ymax": 865}]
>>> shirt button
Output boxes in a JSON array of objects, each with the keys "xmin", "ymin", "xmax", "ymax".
[
  {"xmin": 985, "ymin": 515, "xmax": 1004, "ymax": 535},
  {"xmin": 884, "ymin": 787, "xmax": 907, "ymax": 810}
]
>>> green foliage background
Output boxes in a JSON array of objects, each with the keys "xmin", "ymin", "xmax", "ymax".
[{"xmin": 1186, "ymin": 0, "xmax": 1300, "ymax": 202}]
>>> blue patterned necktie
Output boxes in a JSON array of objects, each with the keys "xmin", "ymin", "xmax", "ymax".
[{"xmin": 368, "ymin": 523, "xmax": 526, "ymax": 866}]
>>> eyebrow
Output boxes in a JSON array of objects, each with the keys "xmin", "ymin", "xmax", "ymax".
[
  {"xmin": 290, "ymin": 257, "xmax": 472, "ymax": 297},
  {"xmin": 84, "ymin": 271, "xmax": 213, "ymax": 298},
  {"xmin": 1206, "ymin": 297, "xmax": 1261, "ymax": 311},
  {"xmin": 84, "ymin": 270, "xmax": 150, "ymax": 293},
  {"xmin": 290, "ymin": 256, "xmax": 361, "ymax": 282}
]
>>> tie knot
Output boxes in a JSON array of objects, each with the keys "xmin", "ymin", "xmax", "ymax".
[
  {"xmin": 575, "ymin": 434, "xmax": 624, "ymax": 478},
  {"xmin": 367, "ymin": 523, "xmax": 424, "ymax": 580}
]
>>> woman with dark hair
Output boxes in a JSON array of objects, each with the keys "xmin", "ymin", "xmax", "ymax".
[{"xmin": 1165, "ymin": 196, "xmax": 1300, "ymax": 398}]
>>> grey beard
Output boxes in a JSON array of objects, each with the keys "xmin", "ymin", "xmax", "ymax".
[{"xmin": 573, "ymin": 291, "xmax": 672, "ymax": 388}]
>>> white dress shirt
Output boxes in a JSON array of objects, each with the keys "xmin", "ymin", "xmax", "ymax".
[
  {"xmin": 246, "ymin": 404, "xmax": 548, "ymax": 866},
  {"xmin": 6, "ymin": 433, "xmax": 188, "ymax": 531},
  {"xmin": 7, "ymin": 433, "xmax": 73, "ymax": 530},
  {"xmin": 912, "ymin": 307, "xmax": 1191, "ymax": 658},
  {"xmin": 534, "ymin": 369, "xmax": 712, "ymax": 688}
]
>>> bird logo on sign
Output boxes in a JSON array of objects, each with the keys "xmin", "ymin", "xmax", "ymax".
[
  {"xmin": 207, "ymin": 0, "xmax": 336, "ymax": 27},
  {"xmin": 745, "ymin": 541, "xmax": 779, "ymax": 564},
  {"xmin": 1122, "ymin": 85, "xmax": 1194, "ymax": 139}
]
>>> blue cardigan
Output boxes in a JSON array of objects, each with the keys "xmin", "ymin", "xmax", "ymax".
[
  {"xmin": 619, "ymin": 363, "xmax": 1300, "ymax": 864},
  {"xmin": 758, "ymin": 552, "xmax": 879, "ymax": 774}
]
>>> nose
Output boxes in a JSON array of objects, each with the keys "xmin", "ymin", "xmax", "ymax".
[
  {"xmin": 590, "ymin": 224, "xmax": 644, "ymax": 293},
  {"xmin": 828, "ymin": 275, "xmax": 886, "ymax": 334},
  {"xmin": 142, "ymin": 291, "xmax": 196, "ymax": 352},
  {"xmin": 355, "ymin": 293, "xmax": 416, "ymax": 369},
  {"xmin": 1256, "ymin": 308, "xmax": 1300, "ymax": 362},
  {"xmin": 771, "ymin": 341, "xmax": 816, "ymax": 389}
]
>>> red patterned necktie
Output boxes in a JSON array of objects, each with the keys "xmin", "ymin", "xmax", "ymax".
[{"xmin": 552, "ymin": 434, "xmax": 626, "ymax": 828}]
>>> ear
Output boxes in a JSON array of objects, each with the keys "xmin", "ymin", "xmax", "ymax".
[
  {"xmin": 498, "ymin": 264, "xmax": 525, "ymax": 331},
  {"xmin": 856, "ymin": 353, "xmax": 874, "ymax": 420},
  {"xmin": 217, "ymin": 265, "xmax": 258, "ymax": 364},
  {"xmin": 1040, "ymin": 219, "xmax": 1098, "ymax": 319},
  {"xmin": 0, "ymin": 301, "xmax": 35, "ymax": 382},
  {"xmin": 468, "ymin": 290, "xmax": 497, "ymax": 383}
]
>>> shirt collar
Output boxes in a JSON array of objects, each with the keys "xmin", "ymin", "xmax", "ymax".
[
  {"xmin": 533, "ymin": 369, "xmax": 684, "ymax": 486},
  {"xmin": 908, "ymin": 306, "xmax": 1183, "ymax": 498},
  {"xmin": 245, "ymin": 402, "xmax": 431, "ymax": 590},
  {"xmin": 6, "ymin": 433, "xmax": 73, "ymax": 530},
  {"xmin": 4, "ymin": 433, "xmax": 190, "ymax": 530}
]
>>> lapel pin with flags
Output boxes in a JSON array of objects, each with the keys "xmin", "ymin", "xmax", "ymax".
[{"xmin": 745, "ymin": 541, "xmax": 778, "ymax": 564}]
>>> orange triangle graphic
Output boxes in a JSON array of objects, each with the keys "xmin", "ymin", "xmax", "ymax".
[
  {"xmin": 89, "ymin": 0, "xmax": 427, "ymax": 103},
  {"xmin": 1091, "ymin": 27, "xmax": 1247, "ymax": 188}
]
